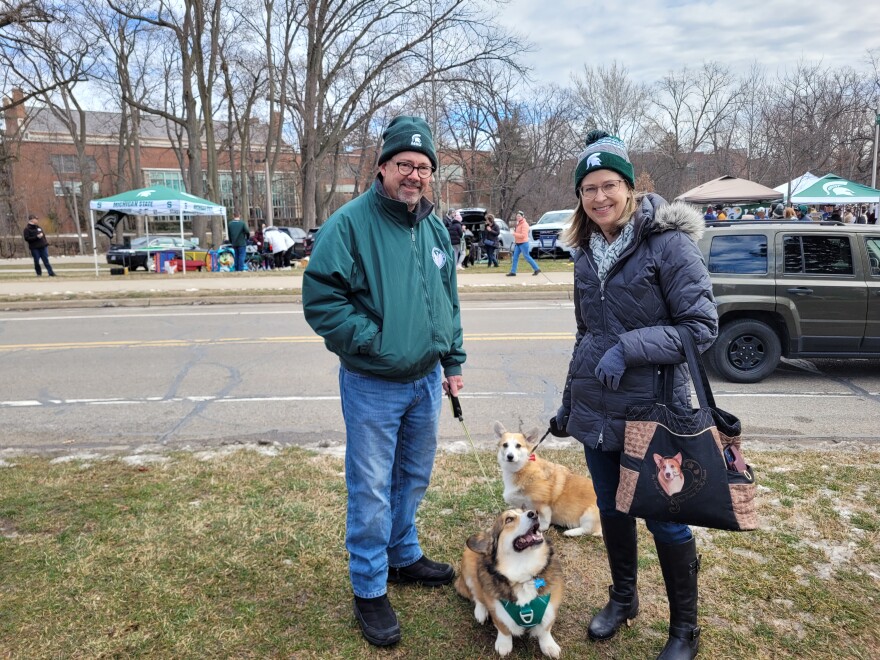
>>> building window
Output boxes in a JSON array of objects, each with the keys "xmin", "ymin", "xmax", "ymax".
[
  {"xmin": 53, "ymin": 181, "xmax": 100, "ymax": 196},
  {"xmin": 50, "ymin": 154, "xmax": 96, "ymax": 174},
  {"xmin": 143, "ymin": 169, "xmax": 185, "ymax": 190}
]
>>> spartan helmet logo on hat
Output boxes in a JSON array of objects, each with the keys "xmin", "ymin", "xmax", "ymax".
[
  {"xmin": 586, "ymin": 153, "xmax": 602, "ymax": 168},
  {"xmin": 411, "ymin": 133, "xmax": 422, "ymax": 147}
]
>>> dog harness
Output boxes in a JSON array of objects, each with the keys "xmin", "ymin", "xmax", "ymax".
[{"xmin": 501, "ymin": 578, "xmax": 551, "ymax": 628}]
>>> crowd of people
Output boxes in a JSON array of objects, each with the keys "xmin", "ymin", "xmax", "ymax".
[{"xmin": 703, "ymin": 202, "xmax": 877, "ymax": 223}]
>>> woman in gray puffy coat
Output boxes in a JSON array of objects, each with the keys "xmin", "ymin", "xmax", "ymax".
[{"xmin": 552, "ymin": 130, "xmax": 717, "ymax": 660}]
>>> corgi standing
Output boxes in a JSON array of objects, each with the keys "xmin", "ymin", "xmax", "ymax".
[{"xmin": 495, "ymin": 421, "xmax": 602, "ymax": 537}]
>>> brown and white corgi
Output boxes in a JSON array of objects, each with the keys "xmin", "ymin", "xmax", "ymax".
[
  {"xmin": 455, "ymin": 508, "xmax": 564, "ymax": 658},
  {"xmin": 654, "ymin": 452, "xmax": 685, "ymax": 496},
  {"xmin": 495, "ymin": 421, "xmax": 601, "ymax": 537}
]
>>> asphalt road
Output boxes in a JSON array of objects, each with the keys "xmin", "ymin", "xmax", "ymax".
[{"xmin": 1, "ymin": 301, "xmax": 879, "ymax": 455}]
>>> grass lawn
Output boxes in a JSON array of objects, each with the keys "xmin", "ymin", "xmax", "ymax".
[{"xmin": 1, "ymin": 445, "xmax": 878, "ymax": 659}]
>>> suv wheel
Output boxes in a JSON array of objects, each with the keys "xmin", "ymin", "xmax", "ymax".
[{"xmin": 708, "ymin": 319, "xmax": 781, "ymax": 383}]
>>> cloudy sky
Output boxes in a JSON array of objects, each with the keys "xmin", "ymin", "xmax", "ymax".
[{"xmin": 496, "ymin": 0, "xmax": 880, "ymax": 87}]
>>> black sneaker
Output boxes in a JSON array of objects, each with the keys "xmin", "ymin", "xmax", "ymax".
[
  {"xmin": 388, "ymin": 556, "xmax": 454, "ymax": 587},
  {"xmin": 506, "ymin": 272, "xmax": 516, "ymax": 277},
  {"xmin": 533, "ymin": 269, "xmax": 541, "ymax": 276},
  {"xmin": 353, "ymin": 595, "xmax": 400, "ymax": 647}
]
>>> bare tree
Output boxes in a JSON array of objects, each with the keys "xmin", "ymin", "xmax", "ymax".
[
  {"xmin": 571, "ymin": 60, "xmax": 649, "ymax": 149},
  {"xmin": 107, "ymin": 0, "xmax": 228, "ymax": 246},
  {"xmin": 643, "ymin": 62, "xmax": 738, "ymax": 198},
  {"xmin": 279, "ymin": 0, "xmax": 523, "ymax": 227}
]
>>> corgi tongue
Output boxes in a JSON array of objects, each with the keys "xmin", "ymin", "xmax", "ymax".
[{"xmin": 513, "ymin": 527, "xmax": 544, "ymax": 552}]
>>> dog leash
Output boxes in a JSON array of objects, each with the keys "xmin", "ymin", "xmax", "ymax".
[
  {"xmin": 446, "ymin": 391, "xmax": 495, "ymax": 495},
  {"xmin": 530, "ymin": 429, "xmax": 551, "ymax": 456}
]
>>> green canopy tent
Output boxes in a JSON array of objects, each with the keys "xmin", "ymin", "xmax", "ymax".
[
  {"xmin": 88, "ymin": 186, "xmax": 227, "ymax": 276},
  {"xmin": 790, "ymin": 174, "xmax": 880, "ymax": 205}
]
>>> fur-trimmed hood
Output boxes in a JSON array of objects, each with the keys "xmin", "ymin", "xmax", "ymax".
[{"xmin": 637, "ymin": 193, "xmax": 706, "ymax": 241}]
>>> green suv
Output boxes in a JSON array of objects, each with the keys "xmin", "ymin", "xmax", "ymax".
[{"xmin": 697, "ymin": 221, "xmax": 880, "ymax": 383}]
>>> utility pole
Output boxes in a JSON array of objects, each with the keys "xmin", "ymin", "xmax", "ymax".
[
  {"xmin": 256, "ymin": 158, "xmax": 274, "ymax": 226},
  {"xmin": 872, "ymin": 108, "xmax": 879, "ymax": 191}
]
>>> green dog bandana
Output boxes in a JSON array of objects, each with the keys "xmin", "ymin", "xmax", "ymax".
[{"xmin": 500, "ymin": 578, "xmax": 551, "ymax": 628}]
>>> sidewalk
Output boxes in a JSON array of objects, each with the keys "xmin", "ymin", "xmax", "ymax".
[{"xmin": 0, "ymin": 255, "xmax": 574, "ymax": 309}]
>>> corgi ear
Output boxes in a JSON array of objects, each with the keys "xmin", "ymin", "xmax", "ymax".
[
  {"xmin": 653, "ymin": 453, "xmax": 663, "ymax": 468},
  {"xmin": 673, "ymin": 452, "xmax": 682, "ymax": 464},
  {"xmin": 466, "ymin": 532, "xmax": 491, "ymax": 555},
  {"xmin": 493, "ymin": 421, "xmax": 507, "ymax": 438},
  {"xmin": 524, "ymin": 426, "xmax": 541, "ymax": 444}
]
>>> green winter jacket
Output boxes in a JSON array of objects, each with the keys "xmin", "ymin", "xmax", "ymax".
[{"xmin": 302, "ymin": 179, "xmax": 466, "ymax": 382}]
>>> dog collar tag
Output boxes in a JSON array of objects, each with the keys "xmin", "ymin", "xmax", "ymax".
[{"xmin": 528, "ymin": 454, "xmax": 536, "ymax": 461}]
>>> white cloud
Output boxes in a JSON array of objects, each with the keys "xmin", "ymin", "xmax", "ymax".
[{"xmin": 496, "ymin": 0, "xmax": 880, "ymax": 86}]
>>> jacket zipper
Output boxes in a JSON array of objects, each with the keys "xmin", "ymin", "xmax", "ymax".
[{"xmin": 411, "ymin": 226, "xmax": 439, "ymax": 347}]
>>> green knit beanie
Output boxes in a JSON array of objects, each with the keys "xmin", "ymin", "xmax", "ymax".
[
  {"xmin": 573, "ymin": 130, "xmax": 635, "ymax": 196},
  {"xmin": 378, "ymin": 116, "xmax": 438, "ymax": 170}
]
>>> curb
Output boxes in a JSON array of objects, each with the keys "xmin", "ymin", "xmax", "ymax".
[{"xmin": 0, "ymin": 287, "xmax": 574, "ymax": 312}]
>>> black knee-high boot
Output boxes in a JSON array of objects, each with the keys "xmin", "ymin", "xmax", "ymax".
[
  {"xmin": 588, "ymin": 514, "xmax": 640, "ymax": 640},
  {"xmin": 655, "ymin": 537, "xmax": 701, "ymax": 659}
]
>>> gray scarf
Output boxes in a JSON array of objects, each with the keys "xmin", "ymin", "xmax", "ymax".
[{"xmin": 590, "ymin": 221, "xmax": 634, "ymax": 282}]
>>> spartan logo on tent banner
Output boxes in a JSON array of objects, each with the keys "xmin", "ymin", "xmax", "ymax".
[{"xmin": 95, "ymin": 212, "xmax": 127, "ymax": 238}]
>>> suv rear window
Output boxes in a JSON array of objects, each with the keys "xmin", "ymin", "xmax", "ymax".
[
  {"xmin": 707, "ymin": 235, "xmax": 768, "ymax": 274},
  {"xmin": 783, "ymin": 235, "xmax": 854, "ymax": 275}
]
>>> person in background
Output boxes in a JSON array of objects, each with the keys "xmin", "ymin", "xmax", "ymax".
[
  {"xmin": 227, "ymin": 212, "xmax": 250, "ymax": 272},
  {"xmin": 506, "ymin": 210, "xmax": 541, "ymax": 276},
  {"xmin": 302, "ymin": 115, "xmax": 465, "ymax": 648},
  {"xmin": 715, "ymin": 205, "xmax": 727, "ymax": 221},
  {"xmin": 22, "ymin": 214, "xmax": 55, "ymax": 277},
  {"xmin": 856, "ymin": 206, "xmax": 868, "ymax": 224},
  {"xmin": 553, "ymin": 129, "xmax": 717, "ymax": 660},
  {"xmin": 703, "ymin": 206, "xmax": 716, "ymax": 221},
  {"xmin": 772, "ymin": 203, "xmax": 785, "ymax": 219},
  {"xmin": 754, "ymin": 207, "xmax": 768, "ymax": 220},
  {"xmin": 783, "ymin": 207, "xmax": 798, "ymax": 220},
  {"xmin": 842, "ymin": 207, "xmax": 856, "ymax": 224},
  {"xmin": 828, "ymin": 206, "xmax": 842, "ymax": 223},
  {"xmin": 796, "ymin": 205, "xmax": 812, "ymax": 221},
  {"xmin": 446, "ymin": 209, "xmax": 464, "ymax": 269},
  {"xmin": 482, "ymin": 213, "xmax": 500, "ymax": 267}
]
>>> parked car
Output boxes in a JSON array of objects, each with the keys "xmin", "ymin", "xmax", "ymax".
[
  {"xmin": 529, "ymin": 209, "xmax": 575, "ymax": 257},
  {"xmin": 106, "ymin": 235, "xmax": 210, "ymax": 271},
  {"xmin": 274, "ymin": 226, "xmax": 308, "ymax": 258},
  {"xmin": 303, "ymin": 227, "xmax": 320, "ymax": 256},
  {"xmin": 456, "ymin": 208, "xmax": 514, "ymax": 251},
  {"xmin": 697, "ymin": 221, "xmax": 880, "ymax": 383}
]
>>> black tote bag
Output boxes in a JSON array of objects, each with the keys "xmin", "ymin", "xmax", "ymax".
[{"xmin": 615, "ymin": 327, "xmax": 758, "ymax": 531}]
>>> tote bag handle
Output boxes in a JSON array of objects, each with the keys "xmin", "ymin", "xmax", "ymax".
[{"xmin": 661, "ymin": 326, "xmax": 716, "ymax": 410}]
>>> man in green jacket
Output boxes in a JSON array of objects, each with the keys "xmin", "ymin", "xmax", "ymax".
[
  {"xmin": 227, "ymin": 212, "xmax": 250, "ymax": 272},
  {"xmin": 303, "ymin": 116, "xmax": 465, "ymax": 647}
]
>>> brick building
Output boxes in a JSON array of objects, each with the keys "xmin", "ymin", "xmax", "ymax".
[
  {"xmin": 1, "ymin": 89, "xmax": 477, "ymax": 252},
  {"xmin": 1, "ymin": 90, "xmax": 300, "ymax": 239}
]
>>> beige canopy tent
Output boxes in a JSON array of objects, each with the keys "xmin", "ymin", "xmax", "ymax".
[{"xmin": 676, "ymin": 176, "xmax": 783, "ymax": 205}]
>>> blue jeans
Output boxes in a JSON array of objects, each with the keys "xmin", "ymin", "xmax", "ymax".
[
  {"xmin": 234, "ymin": 246, "xmax": 247, "ymax": 272},
  {"xmin": 509, "ymin": 242, "xmax": 539, "ymax": 273},
  {"xmin": 583, "ymin": 444, "xmax": 692, "ymax": 545},
  {"xmin": 30, "ymin": 246, "xmax": 54, "ymax": 276},
  {"xmin": 339, "ymin": 363, "xmax": 443, "ymax": 598}
]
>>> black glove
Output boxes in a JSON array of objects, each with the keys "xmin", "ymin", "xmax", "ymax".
[{"xmin": 549, "ymin": 416, "xmax": 569, "ymax": 437}]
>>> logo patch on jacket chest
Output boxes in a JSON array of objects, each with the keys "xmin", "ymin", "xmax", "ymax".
[{"xmin": 432, "ymin": 247, "xmax": 446, "ymax": 268}]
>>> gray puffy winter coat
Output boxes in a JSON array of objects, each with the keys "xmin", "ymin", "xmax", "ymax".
[{"xmin": 560, "ymin": 194, "xmax": 718, "ymax": 452}]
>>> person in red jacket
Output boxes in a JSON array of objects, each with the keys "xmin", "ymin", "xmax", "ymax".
[{"xmin": 22, "ymin": 214, "xmax": 56, "ymax": 276}]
